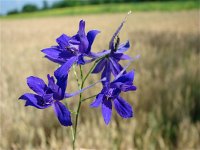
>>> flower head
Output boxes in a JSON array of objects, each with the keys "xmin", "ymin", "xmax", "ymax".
[
  {"xmin": 92, "ymin": 14, "xmax": 132, "ymax": 83},
  {"xmin": 19, "ymin": 64, "xmax": 72, "ymax": 126},
  {"xmin": 92, "ymin": 40, "xmax": 131, "ymax": 83},
  {"xmin": 90, "ymin": 70, "xmax": 136, "ymax": 125},
  {"xmin": 42, "ymin": 20, "xmax": 100, "ymax": 65},
  {"xmin": 18, "ymin": 60, "xmax": 106, "ymax": 126}
]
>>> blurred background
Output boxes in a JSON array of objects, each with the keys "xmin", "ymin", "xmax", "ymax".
[{"xmin": 0, "ymin": 0, "xmax": 199, "ymax": 149}]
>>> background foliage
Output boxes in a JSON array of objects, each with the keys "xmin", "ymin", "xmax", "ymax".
[{"xmin": 5, "ymin": 0, "xmax": 198, "ymax": 16}]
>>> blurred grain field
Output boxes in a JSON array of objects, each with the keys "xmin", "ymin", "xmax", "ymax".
[{"xmin": 1, "ymin": 10, "xmax": 200, "ymax": 150}]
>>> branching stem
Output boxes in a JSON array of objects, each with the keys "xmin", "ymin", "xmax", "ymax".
[{"xmin": 72, "ymin": 56, "xmax": 106, "ymax": 149}]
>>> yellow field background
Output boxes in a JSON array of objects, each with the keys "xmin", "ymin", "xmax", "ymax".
[{"xmin": 1, "ymin": 10, "xmax": 200, "ymax": 149}]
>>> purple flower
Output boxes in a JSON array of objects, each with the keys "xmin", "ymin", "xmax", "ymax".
[
  {"xmin": 90, "ymin": 70, "xmax": 136, "ymax": 125},
  {"xmin": 19, "ymin": 63, "xmax": 73, "ymax": 126},
  {"xmin": 41, "ymin": 20, "xmax": 100, "ymax": 65},
  {"xmin": 92, "ymin": 17, "xmax": 132, "ymax": 83},
  {"xmin": 92, "ymin": 41, "xmax": 132, "ymax": 83},
  {"xmin": 18, "ymin": 60, "xmax": 106, "ymax": 126}
]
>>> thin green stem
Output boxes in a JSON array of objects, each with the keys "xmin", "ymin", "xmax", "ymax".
[
  {"xmin": 82, "ymin": 57, "xmax": 104, "ymax": 85},
  {"xmin": 72, "ymin": 57, "xmax": 105, "ymax": 149},
  {"xmin": 79, "ymin": 65, "xmax": 84, "ymax": 84},
  {"xmin": 71, "ymin": 64, "xmax": 80, "ymax": 148},
  {"xmin": 81, "ymin": 94, "xmax": 97, "ymax": 102},
  {"xmin": 71, "ymin": 126, "xmax": 75, "ymax": 142},
  {"xmin": 73, "ymin": 64, "xmax": 81, "ymax": 90},
  {"xmin": 72, "ymin": 65, "xmax": 83, "ymax": 150}
]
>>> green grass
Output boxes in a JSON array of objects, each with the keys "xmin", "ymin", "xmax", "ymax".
[{"xmin": 0, "ymin": 1, "xmax": 199, "ymax": 19}]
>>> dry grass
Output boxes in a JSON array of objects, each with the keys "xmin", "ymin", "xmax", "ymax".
[{"xmin": 1, "ymin": 10, "xmax": 200, "ymax": 150}]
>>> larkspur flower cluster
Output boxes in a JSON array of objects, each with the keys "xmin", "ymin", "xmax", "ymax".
[{"xmin": 19, "ymin": 16, "xmax": 137, "ymax": 126}]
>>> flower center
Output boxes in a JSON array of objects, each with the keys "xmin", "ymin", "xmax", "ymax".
[
  {"xmin": 105, "ymin": 88, "xmax": 120, "ymax": 100},
  {"xmin": 65, "ymin": 46, "xmax": 78, "ymax": 54}
]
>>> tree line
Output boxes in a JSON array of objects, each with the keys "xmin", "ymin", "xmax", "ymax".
[{"xmin": 7, "ymin": 0, "xmax": 189, "ymax": 15}]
